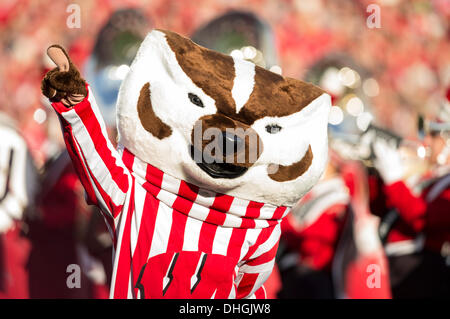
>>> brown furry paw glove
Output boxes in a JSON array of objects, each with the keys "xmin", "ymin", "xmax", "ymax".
[{"xmin": 41, "ymin": 45, "xmax": 87, "ymax": 107}]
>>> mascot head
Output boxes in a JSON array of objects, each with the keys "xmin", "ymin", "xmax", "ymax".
[{"xmin": 116, "ymin": 29, "xmax": 331, "ymax": 206}]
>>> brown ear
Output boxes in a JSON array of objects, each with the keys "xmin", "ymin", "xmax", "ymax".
[
  {"xmin": 137, "ymin": 82, "xmax": 172, "ymax": 139},
  {"xmin": 238, "ymin": 69, "xmax": 326, "ymax": 125}
]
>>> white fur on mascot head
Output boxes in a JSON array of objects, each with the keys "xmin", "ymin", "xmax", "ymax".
[{"xmin": 116, "ymin": 29, "xmax": 331, "ymax": 207}]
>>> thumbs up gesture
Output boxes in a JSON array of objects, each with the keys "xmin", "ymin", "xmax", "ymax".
[{"xmin": 41, "ymin": 45, "xmax": 87, "ymax": 107}]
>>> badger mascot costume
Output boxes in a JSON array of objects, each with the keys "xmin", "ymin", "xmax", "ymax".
[{"xmin": 41, "ymin": 29, "xmax": 331, "ymax": 299}]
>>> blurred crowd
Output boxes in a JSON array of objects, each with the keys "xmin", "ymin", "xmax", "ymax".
[{"xmin": 0, "ymin": 0, "xmax": 449, "ymax": 298}]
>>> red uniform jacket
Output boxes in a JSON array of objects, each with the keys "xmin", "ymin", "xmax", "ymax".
[
  {"xmin": 369, "ymin": 169, "xmax": 450, "ymax": 256},
  {"xmin": 28, "ymin": 152, "xmax": 109, "ymax": 299},
  {"xmin": 281, "ymin": 177, "xmax": 349, "ymax": 271}
]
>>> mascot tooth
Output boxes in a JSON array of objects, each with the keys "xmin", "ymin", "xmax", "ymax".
[{"xmin": 42, "ymin": 29, "xmax": 331, "ymax": 299}]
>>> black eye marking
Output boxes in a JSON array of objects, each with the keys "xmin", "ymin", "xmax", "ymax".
[
  {"xmin": 265, "ymin": 124, "xmax": 282, "ymax": 134},
  {"xmin": 188, "ymin": 93, "xmax": 204, "ymax": 108}
]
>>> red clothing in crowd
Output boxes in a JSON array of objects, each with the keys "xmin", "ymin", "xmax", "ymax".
[
  {"xmin": 28, "ymin": 152, "xmax": 109, "ymax": 299},
  {"xmin": 369, "ymin": 169, "xmax": 450, "ymax": 255},
  {"xmin": 281, "ymin": 177, "xmax": 350, "ymax": 271},
  {"xmin": 369, "ymin": 167, "xmax": 450, "ymax": 298},
  {"xmin": 386, "ymin": 172, "xmax": 450, "ymax": 255}
]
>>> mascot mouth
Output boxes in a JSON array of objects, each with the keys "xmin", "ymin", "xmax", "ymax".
[{"xmin": 189, "ymin": 145, "xmax": 248, "ymax": 179}]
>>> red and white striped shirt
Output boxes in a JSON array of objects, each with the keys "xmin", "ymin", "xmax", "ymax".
[{"xmin": 51, "ymin": 86, "xmax": 289, "ymax": 299}]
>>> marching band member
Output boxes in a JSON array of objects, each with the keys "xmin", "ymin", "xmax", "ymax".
[
  {"xmin": 0, "ymin": 112, "xmax": 38, "ymax": 298},
  {"xmin": 278, "ymin": 150, "xmax": 350, "ymax": 298},
  {"xmin": 371, "ymin": 104, "xmax": 450, "ymax": 298}
]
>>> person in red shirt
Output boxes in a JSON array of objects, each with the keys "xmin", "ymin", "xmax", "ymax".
[
  {"xmin": 277, "ymin": 152, "xmax": 350, "ymax": 298},
  {"xmin": 371, "ymin": 107, "xmax": 450, "ymax": 298},
  {"xmin": 0, "ymin": 112, "xmax": 38, "ymax": 299},
  {"xmin": 27, "ymin": 150, "xmax": 111, "ymax": 299}
]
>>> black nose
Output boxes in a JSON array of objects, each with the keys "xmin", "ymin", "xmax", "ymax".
[{"xmin": 219, "ymin": 131, "xmax": 244, "ymax": 156}]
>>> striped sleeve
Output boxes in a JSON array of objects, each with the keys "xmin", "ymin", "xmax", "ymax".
[
  {"xmin": 235, "ymin": 224, "xmax": 281, "ymax": 299},
  {"xmin": 51, "ymin": 85, "xmax": 132, "ymax": 219}
]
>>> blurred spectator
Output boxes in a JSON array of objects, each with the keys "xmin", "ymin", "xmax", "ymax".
[
  {"xmin": 277, "ymin": 151, "xmax": 350, "ymax": 298},
  {"xmin": 0, "ymin": 111, "xmax": 38, "ymax": 298},
  {"xmin": 27, "ymin": 151, "xmax": 109, "ymax": 298},
  {"xmin": 370, "ymin": 102, "xmax": 450, "ymax": 298}
]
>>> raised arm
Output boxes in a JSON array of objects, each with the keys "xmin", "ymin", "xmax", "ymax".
[
  {"xmin": 373, "ymin": 139, "xmax": 426, "ymax": 232},
  {"xmin": 41, "ymin": 45, "xmax": 132, "ymax": 220}
]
